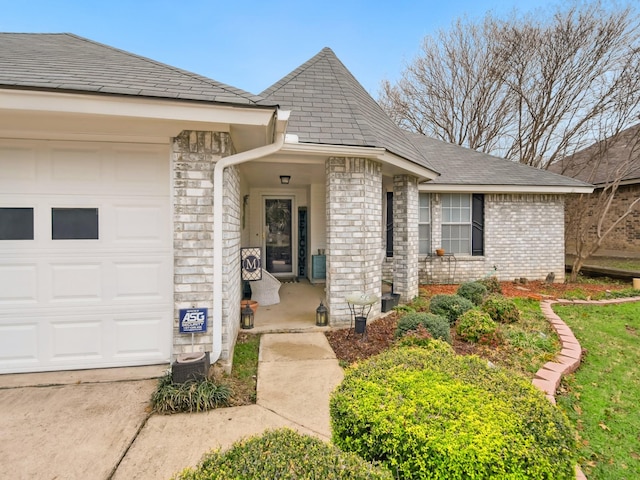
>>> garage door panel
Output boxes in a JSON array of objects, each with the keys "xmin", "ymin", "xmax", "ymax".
[
  {"xmin": 0, "ymin": 323, "xmax": 38, "ymax": 363},
  {"xmin": 50, "ymin": 320, "xmax": 103, "ymax": 361},
  {"xmin": 114, "ymin": 262, "xmax": 167, "ymax": 299},
  {"xmin": 51, "ymin": 147, "xmax": 102, "ymax": 183},
  {"xmin": 114, "ymin": 313, "xmax": 171, "ymax": 358},
  {"xmin": 0, "ymin": 264, "xmax": 38, "ymax": 304},
  {"xmin": 114, "ymin": 204, "xmax": 167, "ymax": 243},
  {"xmin": 51, "ymin": 264, "xmax": 102, "ymax": 302},
  {"xmin": 0, "ymin": 145, "xmax": 37, "ymax": 181}
]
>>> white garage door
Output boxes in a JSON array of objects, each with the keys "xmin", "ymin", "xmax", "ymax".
[{"xmin": 0, "ymin": 140, "xmax": 172, "ymax": 373}]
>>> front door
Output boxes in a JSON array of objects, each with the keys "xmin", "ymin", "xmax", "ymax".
[{"xmin": 264, "ymin": 198, "xmax": 294, "ymax": 276}]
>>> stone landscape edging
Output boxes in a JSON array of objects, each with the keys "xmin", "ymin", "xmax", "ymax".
[{"xmin": 534, "ymin": 295, "xmax": 640, "ymax": 480}]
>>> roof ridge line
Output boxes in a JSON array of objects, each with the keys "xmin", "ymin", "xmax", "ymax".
[{"xmin": 65, "ymin": 33, "xmax": 263, "ymax": 105}]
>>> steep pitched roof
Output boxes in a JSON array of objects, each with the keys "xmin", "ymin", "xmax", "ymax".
[
  {"xmin": 551, "ymin": 124, "xmax": 640, "ymax": 186},
  {"xmin": 406, "ymin": 132, "xmax": 593, "ymax": 189},
  {"xmin": 0, "ymin": 33, "xmax": 266, "ymax": 106},
  {"xmin": 260, "ymin": 47, "xmax": 434, "ymax": 170}
]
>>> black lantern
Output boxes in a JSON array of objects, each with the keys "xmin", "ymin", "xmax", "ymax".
[
  {"xmin": 316, "ymin": 300, "xmax": 328, "ymax": 326},
  {"xmin": 241, "ymin": 302, "xmax": 254, "ymax": 329}
]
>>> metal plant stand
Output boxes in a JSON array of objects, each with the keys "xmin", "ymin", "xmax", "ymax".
[{"xmin": 346, "ymin": 292, "xmax": 379, "ymax": 341}]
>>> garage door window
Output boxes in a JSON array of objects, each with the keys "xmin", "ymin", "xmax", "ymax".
[
  {"xmin": 0, "ymin": 207, "xmax": 34, "ymax": 240},
  {"xmin": 52, "ymin": 208, "xmax": 99, "ymax": 240}
]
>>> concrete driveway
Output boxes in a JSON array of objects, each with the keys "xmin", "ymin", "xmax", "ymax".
[
  {"xmin": 0, "ymin": 366, "xmax": 162, "ymax": 480},
  {"xmin": 0, "ymin": 332, "xmax": 343, "ymax": 480}
]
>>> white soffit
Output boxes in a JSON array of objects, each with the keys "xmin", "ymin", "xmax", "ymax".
[{"xmin": 0, "ymin": 89, "xmax": 276, "ymax": 140}]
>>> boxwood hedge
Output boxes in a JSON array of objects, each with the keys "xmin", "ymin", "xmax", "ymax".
[
  {"xmin": 395, "ymin": 312, "xmax": 451, "ymax": 343},
  {"xmin": 173, "ymin": 428, "xmax": 392, "ymax": 480},
  {"xmin": 429, "ymin": 294, "xmax": 474, "ymax": 325},
  {"xmin": 330, "ymin": 345, "xmax": 577, "ymax": 479},
  {"xmin": 456, "ymin": 281, "xmax": 488, "ymax": 305}
]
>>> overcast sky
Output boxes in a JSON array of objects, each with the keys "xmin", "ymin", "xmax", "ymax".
[{"xmin": 2, "ymin": 0, "xmax": 564, "ymax": 96}]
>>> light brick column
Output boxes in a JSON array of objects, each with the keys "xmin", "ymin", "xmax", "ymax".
[
  {"xmin": 172, "ymin": 131, "xmax": 236, "ymax": 359},
  {"xmin": 326, "ymin": 157, "xmax": 382, "ymax": 325},
  {"xmin": 393, "ymin": 175, "xmax": 419, "ymax": 302}
]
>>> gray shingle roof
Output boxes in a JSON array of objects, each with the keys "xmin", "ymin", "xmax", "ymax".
[
  {"xmin": 406, "ymin": 132, "xmax": 593, "ymax": 188},
  {"xmin": 260, "ymin": 47, "xmax": 435, "ymax": 170},
  {"xmin": 550, "ymin": 124, "xmax": 640, "ymax": 186},
  {"xmin": 0, "ymin": 33, "xmax": 267, "ymax": 106}
]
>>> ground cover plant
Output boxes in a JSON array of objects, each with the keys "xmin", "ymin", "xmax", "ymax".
[
  {"xmin": 172, "ymin": 428, "xmax": 393, "ymax": 480},
  {"xmin": 555, "ymin": 301, "xmax": 640, "ymax": 479},
  {"xmin": 151, "ymin": 333, "xmax": 260, "ymax": 413},
  {"xmin": 331, "ymin": 344, "xmax": 578, "ymax": 479}
]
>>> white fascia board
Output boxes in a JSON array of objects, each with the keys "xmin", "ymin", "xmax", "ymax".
[
  {"xmin": 419, "ymin": 184, "xmax": 595, "ymax": 194},
  {"xmin": 0, "ymin": 89, "xmax": 276, "ymax": 126},
  {"xmin": 279, "ymin": 142, "xmax": 439, "ymax": 180}
]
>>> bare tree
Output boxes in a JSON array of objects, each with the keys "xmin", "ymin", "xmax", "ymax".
[
  {"xmin": 562, "ymin": 126, "xmax": 640, "ymax": 281},
  {"xmin": 380, "ymin": 1, "xmax": 640, "ymax": 167},
  {"xmin": 380, "ymin": 1, "xmax": 640, "ymax": 279}
]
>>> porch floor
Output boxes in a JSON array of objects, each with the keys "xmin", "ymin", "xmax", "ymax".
[{"xmin": 247, "ymin": 279, "xmax": 329, "ymax": 333}]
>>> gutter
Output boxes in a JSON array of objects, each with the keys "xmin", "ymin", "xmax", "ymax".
[{"xmin": 210, "ymin": 109, "xmax": 290, "ymax": 363}]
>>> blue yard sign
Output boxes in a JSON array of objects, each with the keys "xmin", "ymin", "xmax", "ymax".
[{"xmin": 179, "ymin": 308, "xmax": 208, "ymax": 333}]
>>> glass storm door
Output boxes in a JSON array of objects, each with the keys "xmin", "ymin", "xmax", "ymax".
[{"xmin": 264, "ymin": 198, "xmax": 293, "ymax": 275}]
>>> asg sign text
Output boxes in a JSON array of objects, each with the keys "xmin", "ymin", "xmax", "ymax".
[{"xmin": 179, "ymin": 308, "xmax": 208, "ymax": 333}]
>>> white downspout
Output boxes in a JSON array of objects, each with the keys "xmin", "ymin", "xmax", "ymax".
[{"xmin": 210, "ymin": 109, "xmax": 290, "ymax": 363}]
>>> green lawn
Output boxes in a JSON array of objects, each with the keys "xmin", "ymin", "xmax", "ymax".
[
  {"xmin": 566, "ymin": 255, "xmax": 640, "ymax": 272},
  {"xmin": 555, "ymin": 301, "xmax": 640, "ymax": 479}
]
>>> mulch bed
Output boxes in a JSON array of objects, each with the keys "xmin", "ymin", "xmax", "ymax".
[{"xmin": 325, "ymin": 280, "xmax": 622, "ymax": 365}]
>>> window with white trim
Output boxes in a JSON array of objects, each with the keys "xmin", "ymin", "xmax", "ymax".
[
  {"xmin": 441, "ymin": 193, "xmax": 471, "ymax": 254},
  {"xmin": 418, "ymin": 193, "xmax": 431, "ymax": 254},
  {"xmin": 441, "ymin": 193, "xmax": 484, "ymax": 255}
]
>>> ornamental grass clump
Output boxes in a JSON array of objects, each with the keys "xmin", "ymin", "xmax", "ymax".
[
  {"xmin": 394, "ymin": 312, "xmax": 451, "ymax": 343},
  {"xmin": 330, "ymin": 345, "xmax": 578, "ymax": 479},
  {"xmin": 481, "ymin": 294, "xmax": 521, "ymax": 324},
  {"xmin": 456, "ymin": 281, "xmax": 488, "ymax": 305},
  {"xmin": 151, "ymin": 373, "xmax": 231, "ymax": 414},
  {"xmin": 172, "ymin": 428, "xmax": 393, "ymax": 480},
  {"xmin": 429, "ymin": 294, "xmax": 474, "ymax": 325}
]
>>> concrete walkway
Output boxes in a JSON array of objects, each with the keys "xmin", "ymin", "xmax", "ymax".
[{"xmin": 0, "ymin": 332, "xmax": 343, "ymax": 480}]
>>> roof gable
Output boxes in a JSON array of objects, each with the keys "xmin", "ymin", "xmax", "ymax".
[
  {"xmin": 260, "ymin": 48, "xmax": 434, "ymax": 169},
  {"xmin": 0, "ymin": 33, "xmax": 265, "ymax": 106}
]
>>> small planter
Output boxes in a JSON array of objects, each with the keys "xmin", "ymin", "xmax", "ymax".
[
  {"xmin": 354, "ymin": 316, "xmax": 367, "ymax": 334},
  {"xmin": 381, "ymin": 293, "xmax": 400, "ymax": 312},
  {"xmin": 436, "ymin": 248, "xmax": 445, "ymax": 256}
]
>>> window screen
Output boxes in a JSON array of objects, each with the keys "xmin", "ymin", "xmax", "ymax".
[
  {"xmin": 52, "ymin": 208, "xmax": 99, "ymax": 240},
  {"xmin": 0, "ymin": 208, "xmax": 34, "ymax": 240}
]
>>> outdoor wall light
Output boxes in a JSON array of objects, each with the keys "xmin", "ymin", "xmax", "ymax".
[
  {"xmin": 316, "ymin": 300, "xmax": 328, "ymax": 326},
  {"xmin": 279, "ymin": 175, "xmax": 291, "ymax": 185},
  {"xmin": 241, "ymin": 302, "xmax": 254, "ymax": 329}
]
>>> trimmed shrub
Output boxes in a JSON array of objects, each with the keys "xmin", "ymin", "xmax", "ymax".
[
  {"xmin": 330, "ymin": 346, "xmax": 578, "ymax": 480},
  {"xmin": 151, "ymin": 373, "xmax": 231, "ymax": 414},
  {"xmin": 456, "ymin": 281, "xmax": 488, "ymax": 305},
  {"xmin": 173, "ymin": 428, "xmax": 392, "ymax": 480},
  {"xmin": 479, "ymin": 275, "xmax": 503, "ymax": 294},
  {"xmin": 456, "ymin": 309, "xmax": 499, "ymax": 344},
  {"xmin": 395, "ymin": 312, "xmax": 451, "ymax": 343},
  {"xmin": 429, "ymin": 294, "xmax": 474, "ymax": 325},
  {"xmin": 481, "ymin": 294, "xmax": 521, "ymax": 324}
]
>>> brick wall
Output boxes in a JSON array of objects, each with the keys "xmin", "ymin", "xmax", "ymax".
[
  {"xmin": 565, "ymin": 184, "xmax": 640, "ymax": 253},
  {"xmin": 172, "ymin": 130, "xmax": 236, "ymax": 358},
  {"xmin": 419, "ymin": 193, "xmax": 566, "ymax": 283},
  {"xmin": 393, "ymin": 175, "xmax": 419, "ymax": 301},
  {"xmin": 326, "ymin": 157, "xmax": 382, "ymax": 324}
]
